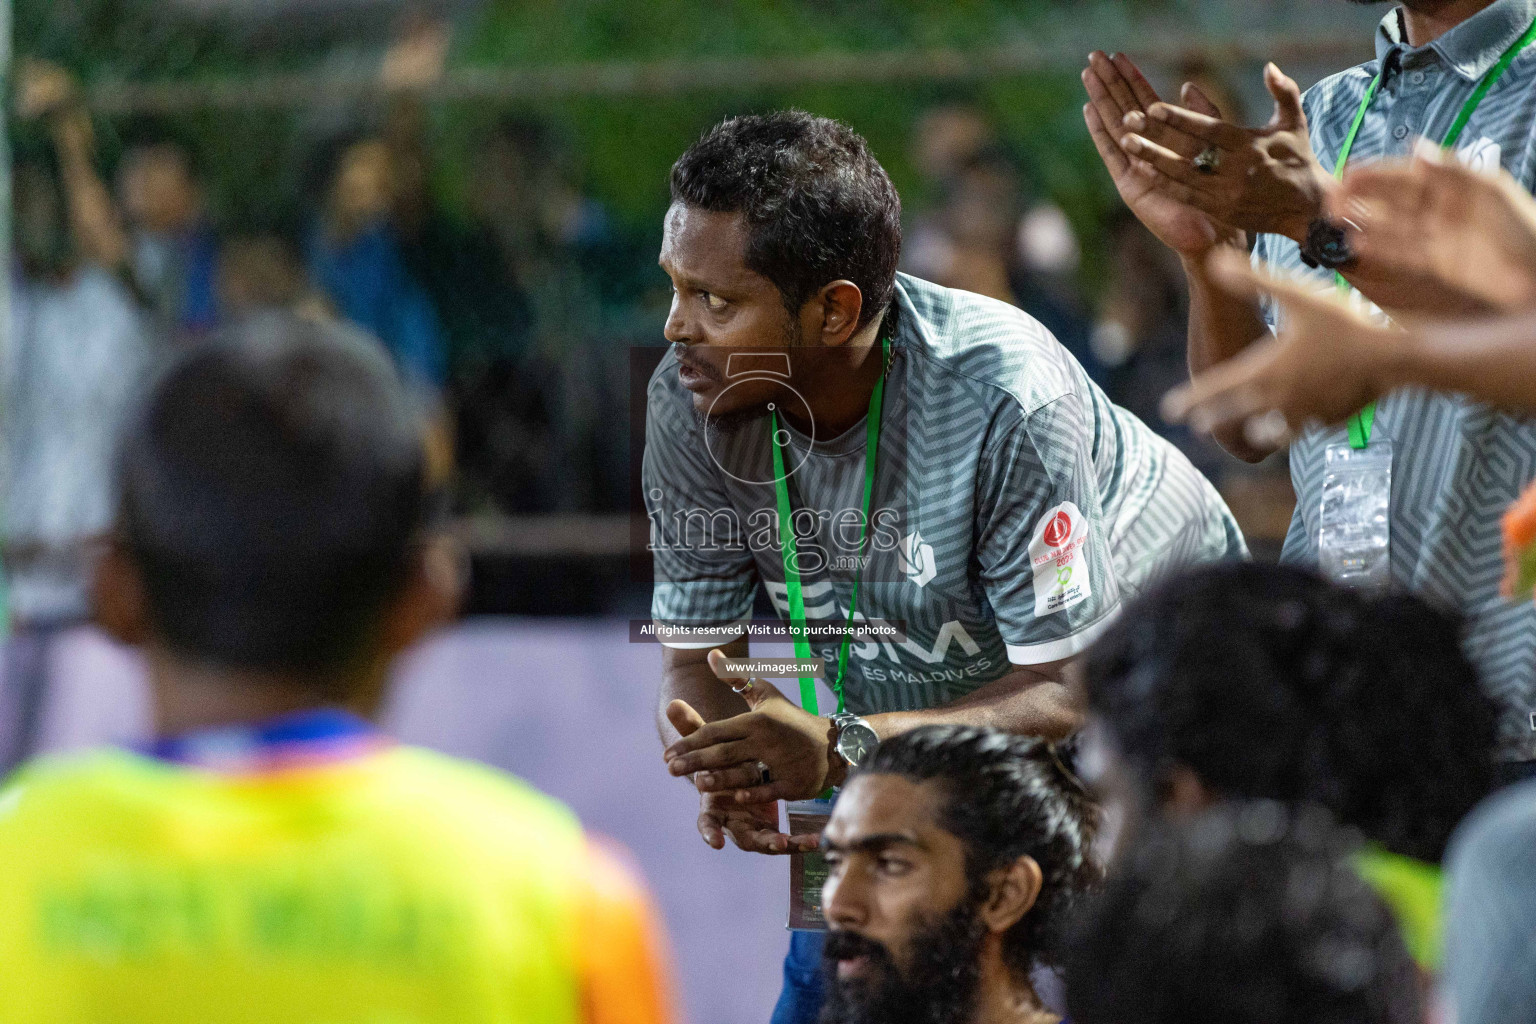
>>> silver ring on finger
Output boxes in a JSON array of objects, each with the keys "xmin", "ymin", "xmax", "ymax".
[
  {"xmin": 755, "ymin": 760, "xmax": 773, "ymax": 786},
  {"xmin": 731, "ymin": 678, "xmax": 754, "ymax": 695},
  {"xmin": 1193, "ymin": 145, "xmax": 1222, "ymax": 174}
]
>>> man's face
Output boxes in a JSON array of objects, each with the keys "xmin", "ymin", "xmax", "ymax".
[
  {"xmin": 819, "ymin": 774, "xmax": 988, "ymax": 1024},
  {"xmin": 119, "ymin": 147, "xmax": 198, "ymax": 234},
  {"xmin": 658, "ymin": 203, "xmax": 805, "ymax": 422}
]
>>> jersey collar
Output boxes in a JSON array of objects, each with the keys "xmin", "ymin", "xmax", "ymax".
[
  {"xmin": 1376, "ymin": 0, "xmax": 1536, "ymax": 82},
  {"xmin": 145, "ymin": 708, "xmax": 387, "ymax": 773}
]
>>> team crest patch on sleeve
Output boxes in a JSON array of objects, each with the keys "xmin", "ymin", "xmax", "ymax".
[{"xmin": 1030, "ymin": 502, "xmax": 1091, "ymax": 616}]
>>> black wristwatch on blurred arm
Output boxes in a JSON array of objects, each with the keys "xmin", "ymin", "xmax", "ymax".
[{"xmin": 1299, "ymin": 217, "xmax": 1355, "ymax": 270}]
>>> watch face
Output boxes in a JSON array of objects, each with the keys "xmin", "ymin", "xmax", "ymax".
[{"xmin": 837, "ymin": 722, "xmax": 880, "ymax": 766}]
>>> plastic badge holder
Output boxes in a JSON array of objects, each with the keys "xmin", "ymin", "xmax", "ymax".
[
  {"xmin": 786, "ymin": 798, "xmax": 834, "ymax": 931},
  {"xmin": 1318, "ymin": 440, "xmax": 1393, "ymax": 590}
]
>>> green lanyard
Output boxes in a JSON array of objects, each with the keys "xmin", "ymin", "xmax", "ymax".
[
  {"xmin": 769, "ymin": 338, "xmax": 890, "ymax": 716},
  {"xmin": 1333, "ymin": 17, "xmax": 1536, "ymax": 448}
]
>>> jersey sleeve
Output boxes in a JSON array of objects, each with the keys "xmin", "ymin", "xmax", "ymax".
[
  {"xmin": 643, "ymin": 367, "xmax": 758, "ymax": 649},
  {"xmin": 576, "ymin": 838, "xmax": 679, "ymax": 1024},
  {"xmin": 973, "ymin": 397, "xmax": 1121, "ymax": 666}
]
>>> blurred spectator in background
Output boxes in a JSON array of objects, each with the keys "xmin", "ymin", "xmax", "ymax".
[
  {"xmin": 468, "ymin": 114, "xmax": 637, "ymax": 515},
  {"xmin": 819, "ymin": 726, "xmax": 1099, "ymax": 1024},
  {"xmin": 3, "ymin": 86, "xmax": 152, "ymax": 774},
  {"xmin": 1065, "ymin": 802, "xmax": 1423, "ymax": 1024},
  {"xmin": 15, "ymin": 58, "xmax": 220, "ymax": 341},
  {"xmin": 371, "ymin": 20, "xmax": 560, "ymax": 513},
  {"xmin": 904, "ymin": 106, "xmax": 1098, "ymax": 383},
  {"xmin": 117, "ymin": 140, "xmax": 220, "ymax": 337},
  {"xmin": 307, "ymin": 134, "xmax": 447, "ymax": 391},
  {"xmin": 1444, "ymin": 778, "xmax": 1536, "ymax": 1024},
  {"xmin": 219, "ymin": 230, "xmax": 334, "ymax": 323},
  {"xmin": 1083, "ymin": 562, "xmax": 1497, "ymax": 970},
  {"xmin": 1092, "ymin": 211, "xmax": 1197, "ymax": 435}
]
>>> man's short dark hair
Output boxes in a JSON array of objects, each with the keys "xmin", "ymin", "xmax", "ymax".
[
  {"xmin": 670, "ymin": 110, "xmax": 901, "ymax": 332},
  {"xmin": 1065, "ymin": 802, "xmax": 1423, "ymax": 1024},
  {"xmin": 1084, "ymin": 562, "xmax": 1496, "ymax": 863},
  {"xmin": 117, "ymin": 312, "xmax": 435, "ymax": 675},
  {"xmin": 860, "ymin": 725, "xmax": 1100, "ymax": 976}
]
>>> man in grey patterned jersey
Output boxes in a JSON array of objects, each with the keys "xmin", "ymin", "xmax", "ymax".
[
  {"xmin": 1084, "ymin": 0, "xmax": 1536, "ymax": 769},
  {"xmin": 649, "ymin": 111, "xmax": 1242, "ymax": 1023},
  {"xmin": 648, "ymin": 111, "xmax": 1243, "ymax": 862}
]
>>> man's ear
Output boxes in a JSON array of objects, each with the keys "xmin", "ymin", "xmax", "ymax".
[
  {"xmin": 981, "ymin": 855, "xmax": 1044, "ymax": 937},
  {"xmin": 378, "ymin": 533, "xmax": 465, "ymax": 657},
  {"xmin": 92, "ymin": 539, "xmax": 151, "ymax": 647},
  {"xmin": 810, "ymin": 280, "xmax": 866, "ymax": 347}
]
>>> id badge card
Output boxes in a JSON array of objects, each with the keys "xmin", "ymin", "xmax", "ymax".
[
  {"xmin": 1319, "ymin": 440, "xmax": 1393, "ymax": 590},
  {"xmin": 786, "ymin": 797, "xmax": 834, "ymax": 931}
]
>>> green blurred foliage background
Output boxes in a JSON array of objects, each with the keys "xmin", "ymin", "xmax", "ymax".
[{"xmin": 11, "ymin": 0, "xmax": 1375, "ymax": 299}]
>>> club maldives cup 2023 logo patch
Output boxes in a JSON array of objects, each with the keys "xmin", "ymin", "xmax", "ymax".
[{"xmin": 1029, "ymin": 502, "xmax": 1091, "ymax": 616}]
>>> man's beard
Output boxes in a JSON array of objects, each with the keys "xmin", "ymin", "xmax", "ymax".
[
  {"xmin": 819, "ymin": 895, "xmax": 988, "ymax": 1024},
  {"xmin": 693, "ymin": 399, "xmax": 765, "ymax": 437}
]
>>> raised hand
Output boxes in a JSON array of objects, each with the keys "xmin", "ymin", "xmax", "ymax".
[
  {"xmin": 1082, "ymin": 51, "xmax": 1242, "ymax": 257},
  {"xmin": 379, "ymin": 17, "xmax": 451, "ymax": 91},
  {"xmin": 16, "ymin": 59, "xmax": 80, "ymax": 121},
  {"xmin": 1162, "ymin": 249, "xmax": 1402, "ymax": 440},
  {"xmin": 1336, "ymin": 145, "xmax": 1536, "ymax": 317},
  {"xmin": 1116, "ymin": 62, "xmax": 1332, "ymax": 244}
]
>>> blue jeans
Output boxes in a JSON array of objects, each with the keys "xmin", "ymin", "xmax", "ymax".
[{"xmin": 770, "ymin": 931, "xmax": 825, "ymax": 1024}]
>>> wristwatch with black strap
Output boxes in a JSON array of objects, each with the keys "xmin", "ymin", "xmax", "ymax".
[{"xmin": 830, "ymin": 712, "xmax": 880, "ymax": 774}]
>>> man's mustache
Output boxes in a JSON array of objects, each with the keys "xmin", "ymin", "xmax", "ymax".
[
  {"xmin": 672, "ymin": 343, "xmax": 723, "ymax": 381},
  {"xmin": 823, "ymin": 929, "xmax": 893, "ymax": 965}
]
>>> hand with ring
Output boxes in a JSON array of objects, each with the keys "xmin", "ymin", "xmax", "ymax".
[
  {"xmin": 1110, "ymin": 58, "xmax": 1335, "ymax": 244},
  {"xmin": 663, "ymin": 649, "xmax": 842, "ymax": 807}
]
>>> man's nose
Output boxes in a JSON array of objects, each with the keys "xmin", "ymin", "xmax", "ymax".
[
  {"xmin": 821, "ymin": 868, "xmax": 868, "ymax": 929},
  {"xmin": 663, "ymin": 293, "xmax": 691, "ymax": 345}
]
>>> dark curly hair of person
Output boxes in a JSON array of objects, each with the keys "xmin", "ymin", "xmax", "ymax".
[
  {"xmin": 1065, "ymin": 801, "xmax": 1423, "ymax": 1024},
  {"xmin": 670, "ymin": 110, "xmax": 902, "ymax": 333},
  {"xmin": 859, "ymin": 725, "xmax": 1101, "ymax": 977},
  {"xmin": 1084, "ymin": 562, "xmax": 1497, "ymax": 863}
]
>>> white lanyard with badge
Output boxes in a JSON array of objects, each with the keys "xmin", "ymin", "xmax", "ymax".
[
  {"xmin": 1319, "ymin": 20, "xmax": 1536, "ymax": 588},
  {"xmin": 771, "ymin": 338, "xmax": 889, "ymax": 930}
]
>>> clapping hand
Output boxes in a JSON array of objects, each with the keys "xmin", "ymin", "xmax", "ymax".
[
  {"xmin": 1162, "ymin": 250, "xmax": 1403, "ymax": 443},
  {"xmin": 666, "ymin": 696, "xmax": 816, "ymax": 856},
  {"xmin": 664, "ymin": 650, "xmax": 840, "ymax": 805},
  {"xmin": 1082, "ymin": 51, "xmax": 1243, "ymax": 258},
  {"xmin": 1113, "ymin": 61, "xmax": 1333, "ymax": 245},
  {"xmin": 1334, "ymin": 145, "xmax": 1536, "ymax": 317}
]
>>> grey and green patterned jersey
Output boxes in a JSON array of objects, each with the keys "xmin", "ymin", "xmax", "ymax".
[
  {"xmin": 645, "ymin": 273, "xmax": 1245, "ymax": 715},
  {"xmin": 1253, "ymin": 0, "xmax": 1536, "ymax": 759}
]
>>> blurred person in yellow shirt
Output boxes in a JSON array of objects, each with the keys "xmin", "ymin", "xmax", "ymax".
[{"xmin": 0, "ymin": 311, "xmax": 675, "ymax": 1024}]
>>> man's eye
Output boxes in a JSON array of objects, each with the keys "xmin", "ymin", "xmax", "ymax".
[
  {"xmin": 878, "ymin": 857, "xmax": 912, "ymax": 876},
  {"xmin": 701, "ymin": 291, "xmax": 727, "ymax": 311},
  {"xmin": 823, "ymin": 851, "xmax": 844, "ymax": 871}
]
